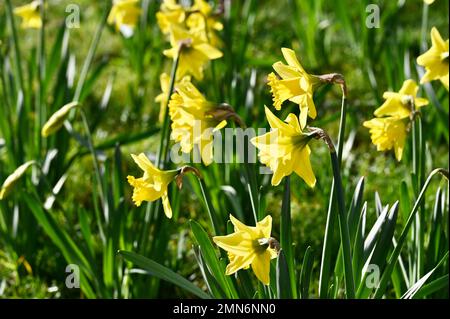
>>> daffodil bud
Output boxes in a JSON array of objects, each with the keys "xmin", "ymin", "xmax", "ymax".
[
  {"xmin": 0, "ymin": 161, "xmax": 35, "ymax": 200},
  {"xmin": 41, "ymin": 101, "xmax": 79, "ymax": 138}
]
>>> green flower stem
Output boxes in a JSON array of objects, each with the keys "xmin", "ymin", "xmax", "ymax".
[
  {"xmin": 35, "ymin": 0, "xmax": 46, "ymax": 158},
  {"xmin": 197, "ymin": 176, "xmax": 221, "ymax": 236},
  {"xmin": 374, "ymin": 168, "xmax": 448, "ymax": 298},
  {"xmin": 318, "ymin": 89, "xmax": 347, "ymax": 298}
]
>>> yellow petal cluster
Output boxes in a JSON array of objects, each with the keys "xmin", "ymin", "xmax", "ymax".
[
  {"xmin": 168, "ymin": 81, "xmax": 227, "ymax": 166},
  {"xmin": 213, "ymin": 215, "xmax": 277, "ymax": 285},
  {"xmin": 251, "ymin": 106, "xmax": 316, "ymax": 187},
  {"xmin": 267, "ymin": 48, "xmax": 319, "ymax": 129},
  {"xmin": 14, "ymin": 1, "xmax": 42, "ymax": 29},
  {"xmin": 417, "ymin": 27, "xmax": 449, "ymax": 90},
  {"xmin": 127, "ymin": 153, "xmax": 178, "ymax": 218},
  {"xmin": 107, "ymin": 0, "xmax": 142, "ymax": 36},
  {"xmin": 155, "ymin": 73, "xmax": 191, "ymax": 123}
]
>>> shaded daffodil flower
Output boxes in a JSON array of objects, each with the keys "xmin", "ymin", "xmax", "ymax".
[
  {"xmin": 108, "ymin": 0, "xmax": 142, "ymax": 37},
  {"xmin": 251, "ymin": 106, "xmax": 316, "ymax": 187},
  {"xmin": 417, "ymin": 27, "xmax": 449, "ymax": 90},
  {"xmin": 14, "ymin": 1, "xmax": 42, "ymax": 29},
  {"xmin": 267, "ymin": 48, "xmax": 321, "ymax": 129},
  {"xmin": 156, "ymin": 0, "xmax": 186, "ymax": 35},
  {"xmin": 163, "ymin": 25, "xmax": 222, "ymax": 80},
  {"xmin": 127, "ymin": 153, "xmax": 178, "ymax": 218},
  {"xmin": 363, "ymin": 117, "xmax": 407, "ymax": 161},
  {"xmin": 213, "ymin": 215, "xmax": 279, "ymax": 285},
  {"xmin": 169, "ymin": 81, "xmax": 239, "ymax": 166},
  {"xmin": 374, "ymin": 79, "xmax": 429, "ymax": 119}
]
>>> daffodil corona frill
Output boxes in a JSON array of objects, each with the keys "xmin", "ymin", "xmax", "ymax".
[
  {"xmin": 267, "ymin": 48, "xmax": 320, "ymax": 129},
  {"xmin": 14, "ymin": 1, "xmax": 42, "ymax": 29},
  {"xmin": 374, "ymin": 79, "xmax": 429, "ymax": 119},
  {"xmin": 213, "ymin": 215, "xmax": 278, "ymax": 285},
  {"xmin": 251, "ymin": 106, "xmax": 316, "ymax": 187},
  {"xmin": 168, "ymin": 81, "xmax": 229, "ymax": 166},
  {"xmin": 163, "ymin": 25, "xmax": 222, "ymax": 80},
  {"xmin": 363, "ymin": 117, "xmax": 407, "ymax": 161},
  {"xmin": 127, "ymin": 153, "xmax": 178, "ymax": 218},
  {"xmin": 417, "ymin": 27, "xmax": 449, "ymax": 90},
  {"xmin": 107, "ymin": 0, "xmax": 142, "ymax": 37}
]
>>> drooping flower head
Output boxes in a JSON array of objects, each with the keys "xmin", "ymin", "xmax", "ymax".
[
  {"xmin": 163, "ymin": 25, "xmax": 222, "ymax": 80},
  {"xmin": 155, "ymin": 73, "xmax": 191, "ymax": 123},
  {"xmin": 107, "ymin": 0, "xmax": 142, "ymax": 37},
  {"xmin": 363, "ymin": 117, "xmax": 407, "ymax": 161},
  {"xmin": 168, "ymin": 81, "xmax": 230, "ymax": 166},
  {"xmin": 267, "ymin": 48, "xmax": 321, "ymax": 129},
  {"xmin": 0, "ymin": 161, "xmax": 35, "ymax": 200},
  {"xmin": 374, "ymin": 79, "xmax": 429, "ymax": 119},
  {"xmin": 14, "ymin": 1, "xmax": 42, "ymax": 29},
  {"xmin": 42, "ymin": 101, "xmax": 79, "ymax": 137},
  {"xmin": 213, "ymin": 215, "xmax": 278, "ymax": 285},
  {"xmin": 156, "ymin": 0, "xmax": 186, "ymax": 35},
  {"xmin": 417, "ymin": 27, "xmax": 449, "ymax": 90},
  {"xmin": 127, "ymin": 153, "xmax": 178, "ymax": 218},
  {"xmin": 251, "ymin": 106, "xmax": 316, "ymax": 187}
]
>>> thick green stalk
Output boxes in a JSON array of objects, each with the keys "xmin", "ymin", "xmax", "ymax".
[{"xmin": 318, "ymin": 91, "xmax": 347, "ymax": 298}]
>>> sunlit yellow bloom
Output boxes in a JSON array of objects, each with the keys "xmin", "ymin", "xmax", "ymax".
[
  {"xmin": 156, "ymin": 0, "xmax": 186, "ymax": 35},
  {"xmin": 14, "ymin": 1, "xmax": 42, "ymax": 29},
  {"xmin": 213, "ymin": 215, "xmax": 278, "ymax": 285},
  {"xmin": 107, "ymin": 0, "xmax": 141, "ymax": 37},
  {"xmin": 186, "ymin": 0, "xmax": 223, "ymax": 46},
  {"xmin": 168, "ymin": 81, "xmax": 227, "ymax": 166},
  {"xmin": 267, "ymin": 48, "xmax": 320, "ymax": 129},
  {"xmin": 127, "ymin": 153, "xmax": 178, "ymax": 218},
  {"xmin": 163, "ymin": 25, "xmax": 222, "ymax": 80},
  {"xmin": 417, "ymin": 27, "xmax": 449, "ymax": 90},
  {"xmin": 251, "ymin": 106, "xmax": 316, "ymax": 187},
  {"xmin": 363, "ymin": 117, "xmax": 407, "ymax": 161},
  {"xmin": 0, "ymin": 161, "xmax": 35, "ymax": 200},
  {"xmin": 374, "ymin": 80, "xmax": 429, "ymax": 119},
  {"xmin": 42, "ymin": 101, "xmax": 79, "ymax": 137},
  {"xmin": 155, "ymin": 73, "xmax": 191, "ymax": 123}
]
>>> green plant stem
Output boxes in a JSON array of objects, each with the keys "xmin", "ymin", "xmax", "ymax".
[
  {"xmin": 374, "ymin": 168, "xmax": 448, "ymax": 298},
  {"xmin": 318, "ymin": 90, "xmax": 347, "ymax": 298},
  {"xmin": 197, "ymin": 177, "xmax": 221, "ymax": 235},
  {"xmin": 35, "ymin": 0, "xmax": 46, "ymax": 158},
  {"xmin": 157, "ymin": 46, "xmax": 181, "ymax": 169}
]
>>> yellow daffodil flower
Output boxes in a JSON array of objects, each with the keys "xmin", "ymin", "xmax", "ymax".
[
  {"xmin": 363, "ymin": 117, "xmax": 407, "ymax": 161},
  {"xmin": 168, "ymin": 81, "xmax": 228, "ymax": 166},
  {"xmin": 107, "ymin": 0, "xmax": 142, "ymax": 37},
  {"xmin": 251, "ymin": 106, "xmax": 316, "ymax": 187},
  {"xmin": 0, "ymin": 161, "xmax": 35, "ymax": 200},
  {"xmin": 155, "ymin": 73, "xmax": 191, "ymax": 123},
  {"xmin": 127, "ymin": 153, "xmax": 178, "ymax": 218},
  {"xmin": 417, "ymin": 27, "xmax": 449, "ymax": 90},
  {"xmin": 186, "ymin": 0, "xmax": 223, "ymax": 46},
  {"xmin": 213, "ymin": 215, "xmax": 278, "ymax": 285},
  {"xmin": 163, "ymin": 25, "xmax": 222, "ymax": 80},
  {"xmin": 156, "ymin": 0, "xmax": 186, "ymax": 35},
  {"xmin": 374, "ymin": 79, "xmax": 429, "ymax": 119},
  {"xmin": 14, "ymin": 1, "xmax": 42, "ymax": 29},
  {"xmin": 267, "ymin": 48, "xmax": 320, "ymax": 129}
]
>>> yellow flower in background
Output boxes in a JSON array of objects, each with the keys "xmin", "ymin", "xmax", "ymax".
[
  {"xmin": 186, "ymin": 0, "xmax": 223, "ymax": 46},
  {"xmin": 127, "ymin": 153, "xmax": 178, "ymax": 218},
  {"xmin": 14, "ymin": 1, "xmax": 42, "ymax": 29},
  {"xmin": 168, "ymin": 81, "xmax": 227, "ymax": 166},
  {"xmin": 267, "ymin": 48, "xmax": 320, "ymax": 129},
  {"xmin": 42, "ymin": 101, "xmax": 79, "ymax": 137},
  {"xmin": 363, "ymin": 117, "xmax": 407, "ymax": 161},
  {"xmin": 417, "ymin": 27, "xmax": 449, "ymax": 90},
  {"xmin": 374, "ymin": 79, "xmax": 429, "ymax": 119},
  {"xmin": 107, "ymin": 0, "xmax": 142, "ymax": 37},
  {"xmin": 213, "ymin": 215, "xmax": 278, "ymax": 285},
  {"xmin": 155, "ymin": 73, "xmax": 191, "ymax": 123},
  {"xmin": 156, "ymin": 0, "xmax": 186, "ymax": 35},
  {"xmin": 0, "ymin": 161, "xmax": 35, "ymax": 200},
  {"xmin": 251, "ymin": 106, "xmax": 316, "ymax": 187},
  {"xmin": 163, "ymin": 25, "xmax": 222, "ymax": 80}
]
